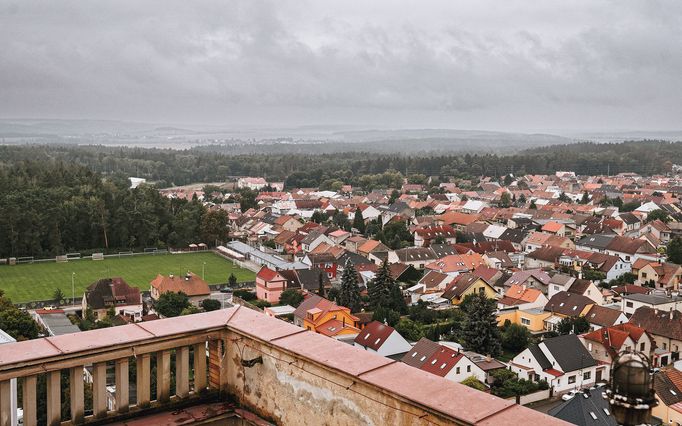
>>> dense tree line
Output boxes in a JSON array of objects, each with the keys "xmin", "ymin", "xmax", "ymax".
[
  {"xmin": 1, "ymin": 140, "xmax": 679, "ymax": 192},
  {"xmin": 0, "ymin": 161, "xmax": 229, "ymax": 258}
]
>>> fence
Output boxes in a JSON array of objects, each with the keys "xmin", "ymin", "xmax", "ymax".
[
  {"xmin": 0, "ymin": 248, "xmax": 209, "ymax": 266},
  {"xmin": 506, "ymin": 388, "xmax": 551, "ymax": 405}
]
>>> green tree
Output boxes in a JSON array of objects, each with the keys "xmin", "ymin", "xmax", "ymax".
[
  {"xmin": 367, "ymin": 260, "xmax": 396, "ymax": 310},
  {"xmin": 53, "ymin": 287, "xmax": 65, "ymax": 304},
  {"xmin": 237, "ymin": 188, "xmax": 257, "ymax": 212},
  {"xmin": 499, "ymin": 192, "xmax": 511, "ymax": 208},
  {"xmin": 228, "ymin": 273, "xmax": 238, "ymax": 287},
  {"xmin": 311, "ymin": 210, "xmax": 327, "ymax": 224},
  {"xmin": 518, "ymin": 193, "xmax": 527, "ymax": 205},
  {"xmin": 155, "ymin": 292, "xmax": 191, "ymax": 318},
  {"xmin": 199, "ymin": 209, "xmax": 229, "ymax": 246},
  {"xmin": 646, "ymin": 209, "xmax": 670, "ymax": 223},
  {"xmin": 372, "ymin": 307, "xmax": 400, "ymax": 327},
  {"xmin": 462, "ymin": 294, "xmax": 502, "ymax": 357},
  {"xmin": 580, "ymin": 191, "xmax": 590, "ymax": 204},
  {"xmin": 317, "ymin": 271, "xmax": 326, "ymax": 297},
  {"xmin": 279, "ymin": 289, "xmax": 304, "ymax": 307},
  {"xmin": 502, "ymin": 323, "xmax": 531, "ymax": 353},
  {"xmin": 0, "ymin": 291, "xmax": 40, "ymax": 340},
  {"xmin": 201, "ymin": 298, "xmax": 222, "ymax": 311},
  {"xmin": 353, "ymin": 209, "xmax": 366, "ymax": 234},
  {"xmin": 529, "ymin": 200, "xmax": 537, "ymax": 210},
  {"xmin": 668, "ymin": 237, "xmax": 682, "ymax": 264},
  {"xmin": 557, "ymin": 316, "xmax": 590, "ymax": 335},
  {"xmin": 395, "ymin": 318, "xmax": 424, "ymax": 341},
  {"xmin": 337, "ymin": 259, "xmax": 361, "ymax": 312}
]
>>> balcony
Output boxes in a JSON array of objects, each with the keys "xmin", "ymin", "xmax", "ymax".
[{"xmin": 0, "ymin": 307, "xmax": 567, "ymax": 425}]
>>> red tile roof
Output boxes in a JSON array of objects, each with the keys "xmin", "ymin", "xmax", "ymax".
[{"xmin": 354, "ymin": 321, "xmax": 396, "ymax": 351}]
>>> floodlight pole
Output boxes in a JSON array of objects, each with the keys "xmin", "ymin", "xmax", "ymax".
[{"xmin": 71, "ymin": 272, "xmax": 76, "ymax": 307}]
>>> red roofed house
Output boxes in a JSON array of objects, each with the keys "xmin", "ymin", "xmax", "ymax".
[
  {"xmin": 256, "ymin": 266, "xmax": 290, "ymax": 304},
  {"xmin": 150, "ymin": 272, "xmax": 210, "ymax": 307},
  {"xmin": 354, "ymin": 321, "xmax": 411, "ymax": 357},
  {"xmin": 413, "ymin": 225, "xmax": 457, "ymax": 247},
  {"xmin": 404, "ymin": 339, "xmax": 487, "ymax": 384},
  {"xmin": 580, "ymin": 323, "xmax": 653, "ymax": 365}
]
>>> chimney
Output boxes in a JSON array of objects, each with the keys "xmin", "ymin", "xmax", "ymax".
[{"xmin": 671, "ymin": 308, "xmax": 674, "ymax": 320}]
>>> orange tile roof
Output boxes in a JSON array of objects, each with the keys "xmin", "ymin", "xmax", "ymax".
[
  {"xmin": 505, "ymin": 285, "xmax": 543, "ymax": 303},
  {"xmin": 150, "ymin": 272, "xmax": 210, "ymax": 297}
]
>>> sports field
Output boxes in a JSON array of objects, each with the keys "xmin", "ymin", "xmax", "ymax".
[{"xmin": 0, "ymin": 252, "xmax": 255, "ymax": 303}]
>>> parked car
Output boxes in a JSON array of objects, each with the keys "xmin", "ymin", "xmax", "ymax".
[{"xmin": 561, "ymin": 390, "xmax": 579, "ymax": 401}]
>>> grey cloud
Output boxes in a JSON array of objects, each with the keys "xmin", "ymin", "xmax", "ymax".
[{"xmin": 0, "ymin": 0, "xmax": 680, "ymax": 130}]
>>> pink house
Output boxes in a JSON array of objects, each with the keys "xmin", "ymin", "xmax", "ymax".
[{"xmin": 256, "ymin": 266, "xmax": 289, "ymax": 303}]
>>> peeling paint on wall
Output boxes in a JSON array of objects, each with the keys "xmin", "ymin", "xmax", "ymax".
[{"xmin": 275, "ymin": 369, "xmax": 375, "ymax": 426}]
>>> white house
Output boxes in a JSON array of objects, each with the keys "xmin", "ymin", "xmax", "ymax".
[
  {"xmin": 237, "ymin": 177, "xmax": 268, "ymax": 190},
  {"xmin": 510, "ymin": 334, "xmax": 607, "ymax": 394},
  {"xmin": 353, "ymin": 321, "xmax": 412, "ymax": 357}
]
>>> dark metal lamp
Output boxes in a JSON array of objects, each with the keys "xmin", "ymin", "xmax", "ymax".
[{"xmin": 604, "ymin": 351, "xmax": 657, "ymax": 426}]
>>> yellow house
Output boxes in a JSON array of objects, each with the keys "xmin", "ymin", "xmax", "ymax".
[
  {"xmin": 497, "ymin": 308, "xmax": 552, "ymax": 333},
  {"xmin": 441, "ymin": 273, "xmax": 497, "ymax": 305},
  {"xmin": 293, "ymin": 294, "xmax": 361, "ymax": 338}
]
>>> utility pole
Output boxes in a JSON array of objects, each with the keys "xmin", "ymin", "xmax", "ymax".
[{"xmin": 202, "ymin": 262, "xmax": 206, "ymax": 280}]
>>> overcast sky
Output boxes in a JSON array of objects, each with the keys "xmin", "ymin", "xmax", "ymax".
[{"xmin": 1, "ymin": 0, "xmax": 680, "ymax": 131}]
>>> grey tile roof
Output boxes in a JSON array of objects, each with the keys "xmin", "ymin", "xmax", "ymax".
[{"xmin": 548, "ymin": 387, "xmax": 617, "ymax": 425}]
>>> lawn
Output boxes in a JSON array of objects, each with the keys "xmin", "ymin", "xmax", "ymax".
[{"xmin": 0, "ymin": 252, "xmax": 255, "ymax": 303}]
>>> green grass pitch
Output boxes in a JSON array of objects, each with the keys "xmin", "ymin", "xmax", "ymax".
[{"xmin": 0, "ymin": 252, "xmax": 255, "ymax": 303}]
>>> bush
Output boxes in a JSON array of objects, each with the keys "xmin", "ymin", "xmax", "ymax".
[
  {"xmin": 461, "ymin": 376, "xmax": 487, "ymax": 391},
  {"xmin": 201, "ymin": 299, "xmax": 222, "ymax": 311},
  {"xmin": 233, "ymin": 289, "xmax": 257, "ymax": 301},
  {"xmin": 252, "ymin": 300, "xmax": 272, "ymax": 309},
  {"xmin": 279, "ymin": 289, "xmax": 304, "ymax": 307}
]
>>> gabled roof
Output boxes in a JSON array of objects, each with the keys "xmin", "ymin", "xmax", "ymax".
[
  {"xmin": 544, "ymin": 291, "xmax": 594, "ymax": 317},
  {"xmin": 400, "ymin": 337, "xmax": 441, "ymax": 368},
  {"xmin": 629, "ymin": 306, "xmax": 682, "ymax": 341},
  {"xmin": 354, "ymin": 321, "xmax": 396, "ymax": 351},
  {"xmin": 420, "ymin": 345, "xmax": 464, "ymax": 377},
  {"xmin": 442, "ymin": 274, "xmax": 490, "ymax": 300},
  {"xmin": 582, "ymin": 323, "xmax": 647, "ymax": 358},
  {"xmin": 583, "ymin": 305, "xmax": 624, "ymax": 328},
  {"xmin": 504, "ymin": 284, "xmax": 543, "ymax": 303},
  {"xmin": 85, "ymin": 277, "xmax": 141, "ymax": 310},
  {"xmin": 542, "ymin": 334, "xmax": 597, "ymax": 372}
]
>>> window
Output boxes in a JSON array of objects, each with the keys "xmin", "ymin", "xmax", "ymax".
[
  {"xmin": 642, "ymin": 272, "xmax": 647, "ymax": 279},
  {"xmin": 626, "ymin": 301, "xmax": 633, "ymax": 308},
  {"xmin": 568, "ymin": 375, "xmax": 576, "ymax": 384},
  {"xmin": 640, "ymin": 342, "xmax": 645, "ymax": 351},
  {"xmin": 467, "ymin": 365, "xmax": 471, "ymax": 373},
  {"xmin": 521, "ymin": 318, "xmax": 531, "ymax": 326},
  {"xmin": 456, "ymin": 367, "xmax": 460, "ymax": 374},
  {"xmin": 583, "ymin": 371, "xmax": 591, "ymax": 380}
]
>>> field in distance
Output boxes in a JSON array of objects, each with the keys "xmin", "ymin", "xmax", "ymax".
[{"xmin": 0, "ymin": 252, "xmax": 255, "ymax": 303}]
